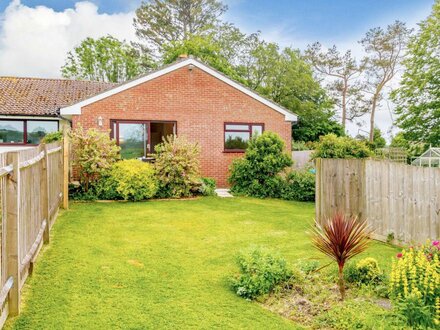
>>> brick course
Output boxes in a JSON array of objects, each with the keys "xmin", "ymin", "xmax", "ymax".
[{"xmin": 72, "ymin": 65, "xmax": 292, "ymax": 187}]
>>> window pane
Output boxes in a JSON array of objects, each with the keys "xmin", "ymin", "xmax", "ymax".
[
  {"xmin": 119, "ymin": 123, "xmax": 148, "ymax": 159},
  {"xmin": 225, "ymin": 132, "xmax": 250, "ymax": 150},
  {"xmin": 225, "ymin": 124, "xmax": 249, "ymax": 131},
  {"xmin": 252, "ymin": 125, "xmax": 263, "ymax": 136},
  {"xmin": 0, "ymin": 120, "xmax": 24, "ymax": 143},
  {"xmin": 27, "ymin": 121, "xmax": 58, "ymax": 144}
]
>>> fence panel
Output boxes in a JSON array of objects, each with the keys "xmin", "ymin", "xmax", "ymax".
[
  {"xmin": 316, "ymin": 158, "xmax": 440, "ymax": 244},
  {"xmin": 0, "ymin": 141, "xmax": 67, "ymax": 328}
]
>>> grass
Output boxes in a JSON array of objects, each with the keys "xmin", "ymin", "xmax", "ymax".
[{"xmin": 6, "ymin": 197, "xmax": 399, "ymax": 329}]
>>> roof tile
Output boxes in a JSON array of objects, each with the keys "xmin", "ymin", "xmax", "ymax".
[{"xmin": 0, "ymin": 77, "xmax": 117, "ymax": 116}]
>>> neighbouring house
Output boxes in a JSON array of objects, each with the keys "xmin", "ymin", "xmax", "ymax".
[
  {"xmin": 0, "ymin": 76, "xmax": 115, "ymax": 152},
  {"xmin": 1, "ymin": 57, "xmax": 297, "ymax": 186}
]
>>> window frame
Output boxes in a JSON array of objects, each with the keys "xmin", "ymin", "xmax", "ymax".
[
  {"xmin": 223, "ymin": 122, "xmax": 264, "ymax": 153},
  {"xmin": 110, "ymin": 119, "xmax": 177, "ymax": 157},
  {"xmin": 0, "ymin": 118, "xmax": 59, "ymax": 146}
]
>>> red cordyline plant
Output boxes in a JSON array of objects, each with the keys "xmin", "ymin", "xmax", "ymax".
[{"xmin": 312, "ymin": 213, "xmax": 373, "ymax": 300}]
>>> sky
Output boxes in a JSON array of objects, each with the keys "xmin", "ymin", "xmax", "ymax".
[{"xmin": 0, "ymin": 0, "xmax": 436, "ymax": 138}]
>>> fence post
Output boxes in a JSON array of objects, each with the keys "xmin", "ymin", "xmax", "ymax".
[
  {"xmin": 6, "ymin": 151, "xmax": 21, "ymax": 316},
  {"xmin": 62, "ymin": 133, "xmax": 69, "ymax": 210},
  {"xmin": 41, "ymin": 144, "xmax": 50, "ymax": 243}
]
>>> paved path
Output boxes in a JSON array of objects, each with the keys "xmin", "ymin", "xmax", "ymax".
[{"xmin": 215, "ymin": 189, "xmax": 233, "ymax": 198}]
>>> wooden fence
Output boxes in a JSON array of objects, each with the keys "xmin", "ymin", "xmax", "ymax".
[
  {"xmin": 0, "ymin": 140, "xmax": 68, "ymax": 327},
  {"xmin": 315, "ymin": 158, "xmax": 440, "ymax": 244}
]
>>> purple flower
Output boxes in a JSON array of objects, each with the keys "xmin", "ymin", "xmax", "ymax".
[{"xmin": 433, "ymin": 240, "xmax": 439, "ymax": 246}]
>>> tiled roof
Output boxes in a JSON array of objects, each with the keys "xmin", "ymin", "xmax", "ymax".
[{"xmin": 0, "ymin": 77, "xmax": 117, "ymax": 116}]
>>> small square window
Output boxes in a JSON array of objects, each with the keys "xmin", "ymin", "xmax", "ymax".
[{"xmin": 224, "ymin": 123, "xmax": 264, "ymax": 151}]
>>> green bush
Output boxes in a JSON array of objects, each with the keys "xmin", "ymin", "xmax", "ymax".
[
  {"xmin": 41, "ymin": 131, "xmax": 63, "ymax": 143},
  {"xmin": 344, "ymin": 257, "xmax": 385, "ymax": 286},
  {"xmin": 389, "ymin": 241, "xmax": 440, "ymax": 328},
  {"xmin": 297, "ymin": 260, "xmax": 320, "ymax": 275},
  {"xmin": 228, "ymin": 132, "xmax": 292, "ymax": 198},
  {"xmin": 70, "ymin": 125, "xmax": 120, "ymax": 191},
  {"xmin": 311, "ymin": 134, "xmax": 373, "ymax": 159},
  {"xmin": 110, "ymin": 160, "xmax": 157, "ymax": 201},
  {"xmin": 230, "ymin": 247, "xmax": 294, "ymax": 300},
  {"xmin": 198, "ymin": 177, "xmax": 216, "ymax": 196},
  {"xmin": 154, "ymin": 135, "xmax": 201, "ymax": 198},
  {"xmin": 279, "ymin": 169, "xmax": 315, "ymax": 202}
]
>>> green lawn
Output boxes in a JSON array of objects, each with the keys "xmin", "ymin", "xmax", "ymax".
[{"xmin": 6, "ymin": 197, "xmax": 398, "ymax": 329}]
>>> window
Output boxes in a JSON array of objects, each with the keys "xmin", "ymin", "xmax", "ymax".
[
  {"xmin": 0, "ymin": 119, "xmax": 58, "ymax": 145},
  {"xmin": 0, "ymin": 120, "xmax": 24, "ymax": 143},
  {"xmin": 111, "ymin": 120, "xmax": 176, "ymax": 159},
  {"xmin": 27, "ymin": 121, "xmax": 59, "ymax": 144},
  {"xmin": 224, "ymin": 123, "xmax": 264, "ymax": 151}
]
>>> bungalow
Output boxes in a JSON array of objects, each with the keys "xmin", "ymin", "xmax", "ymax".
[{"xmin": 0, "ymin": 57, "xmax": 297, "ymax": 186}]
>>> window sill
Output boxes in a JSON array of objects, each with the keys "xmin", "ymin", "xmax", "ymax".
[{"xmin": 223, "ymin": 150, "xmax": 245, "ymax": 153}]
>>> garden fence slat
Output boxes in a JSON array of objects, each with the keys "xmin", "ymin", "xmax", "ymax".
[
  {"xmin": 0, "ymin": 140, "xmax": 68, "ymax": 328},
  {"xmin": 316, "ymin": 158, "xmax": 440, "ymax": 244}
]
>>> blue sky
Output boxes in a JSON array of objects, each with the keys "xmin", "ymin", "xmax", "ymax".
[{"xmin": 1, "ymin": 0, "xmax": 434, "ymax": 47}]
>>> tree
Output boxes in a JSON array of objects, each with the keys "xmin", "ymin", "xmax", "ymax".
[
  {"xmin": 356, "ymin": 127, "xmax": 386, "ymax": 149},
  {"xmin": 134, "ymin": 0, "xmax": 227, "ymax": 51},
  {"xmin": 360, "ymin": 21, "xmax": 412, "ymax": 143},
  {"xmin": 392, "ymin": 1, "xmax": 440, "ymax": 146},
  {"xmin": 61, "ymin": 36, "xmax": 153, "ymax": 83},
  {"xmin": 160, "ymin": 30, "xmax": 243, "ymax": 81},
  {"xmin": 304, "ymin": 43, "xmax": 367, "ymax": 130}
]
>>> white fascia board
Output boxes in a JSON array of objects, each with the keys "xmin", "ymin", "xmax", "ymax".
[{"xmin": 60, "ymin": 58, "xmax": 297, "ymax": 122}]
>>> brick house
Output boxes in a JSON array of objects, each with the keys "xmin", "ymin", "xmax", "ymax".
[{"xmin": 1, "ymin": 57, "xmax": 297, "ymax": 187}]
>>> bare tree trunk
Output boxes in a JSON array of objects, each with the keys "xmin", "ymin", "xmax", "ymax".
[
  {"xmin": 341, "ymin": 80, "xmax": 348, "ymax": 130},
  {"xmin": 369, "ymin": 94, "xmax": 378, "ymax": 143}
]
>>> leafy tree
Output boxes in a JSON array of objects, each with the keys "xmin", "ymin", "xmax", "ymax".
[
  {"xmin": 360, "ymin": 21, "xmax": 412, "ymax": 143},
  {"xmin": 134, "ymin": 0, "xmax": 227, "ymax": 51},
  {"xmin": 392, "ymin": 1, "xmax": 440, "ymax": 146},
  {"xmin": 356, "ymin": 127, "xmax": 386, "ymax": 149},
  {"xmin": 161, "ymin": 33, "xmax": 242, "ymax": 81},
  {"xmin": 390, "ymin": 132, "xmax": 428, "ymax": 161},
  {"xmin": 292, "ymin": 111, "xmax": 344, "ymax": 142},
  {"xmin": 311, "ymin": 134, "xmax": 373, "ymax": 159},
  {"xmin": 305, "ymin": 42, "xmax": 367, "ymax": 129},
  {"xmin": 62, "ymin": 36, "xmax": 153, "ymax": 83}
]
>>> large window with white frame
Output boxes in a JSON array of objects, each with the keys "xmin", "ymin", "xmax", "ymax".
[{"xmin": 224, "ymin": 123, "xmax": 264, "ymax": 152}]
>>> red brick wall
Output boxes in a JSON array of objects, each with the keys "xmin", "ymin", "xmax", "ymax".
[{"xmin": 72, "ymin": 65, "xmax": 292, "ymax": 187}]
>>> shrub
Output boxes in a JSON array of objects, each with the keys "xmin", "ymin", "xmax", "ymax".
[
  {"xmin": 41, "ymin": 131, "xmax": 63, "ymax": 143},
  {"xmin": 279, "ymin": 169, "xmax": 315, "ymax": 202},
  {"xmin": 154, "ymin": 135, "xmax": 201, "ymax": 198},
  {"xmin": 230, "ymin": 247, "xmax": 294, "ymax": 299},
  {"xmin": 70, "ymin": 125, "xmax": 120, "ymax": 191},
  {"xmin": 297, "ymin": 260, "xmax": 320, "ymax": 275},
  {"xmin": 312, "ymin": 213, "xmax": 373, "ymax": 300},
  {"xmin": 311, "ymin": 134, "xmax": 373, "ymax": 159},
  {"xmin": 110, "ymin": 160, "xmax": 157, "ymax": 201},
  {"xmin": 198, "ymin": 177, "xmax": 216, "ymax": 196},
  {"xmin": 92, "ymin": 173, "xmax": 121, "ymax": 200},
  {"xmin": 389, "ymin": 240, "xmax": 440, "ymax": 328},
  {"xmin": 344, "ymin": 257, "xmax": 385, "ymax": 286},
  {"xmin": 228, "ymin": 132, "xmax": 292, "ymax": 198}
]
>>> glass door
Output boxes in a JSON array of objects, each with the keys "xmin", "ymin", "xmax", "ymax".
[{"xmin": 118, "ymin": 122, "xmax": 149, "ymax": 159}]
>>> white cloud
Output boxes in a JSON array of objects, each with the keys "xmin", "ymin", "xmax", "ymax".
[{"xmin": 0, "ymin": 0, "xmax": 136, "ymax": 78}]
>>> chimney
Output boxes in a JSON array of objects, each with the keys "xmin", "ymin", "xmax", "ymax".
[{"xmin": 178, "ymin": 54, "xmax": 188, "ymax": 60}]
